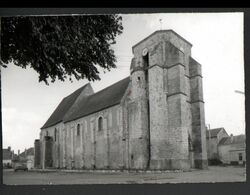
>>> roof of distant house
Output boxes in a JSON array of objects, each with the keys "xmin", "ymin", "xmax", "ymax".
[
  {"xmin": 206, "ymin": 128, "xmax": 226, "ymax": 138},
  {"xmin": 3, "ymin": 149, "xmax": 12, "ymax": 160},
  {"xmin": 42, "ymin": 76, "xmax": 130, "ymax": 128},
  {"xmin": 219, "ymin": 134, "xmax": 245, "ymax": 145},
  {"xmin": 19, "ymin": 147, "xmax": 34, "ymax": 158}
]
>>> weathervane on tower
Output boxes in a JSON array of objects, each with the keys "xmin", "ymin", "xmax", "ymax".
[{"xmin": 159, "ymin": 19, "xmax": 162, "ymax": 30}]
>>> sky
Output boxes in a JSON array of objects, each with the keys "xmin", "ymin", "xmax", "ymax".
[{"xmin": 1, "ymin": 13, "xmax": 244, "ymax": 153}]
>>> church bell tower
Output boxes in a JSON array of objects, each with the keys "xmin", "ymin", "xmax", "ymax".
[{"xmin": 129, "ymin": 30, "xmax": 208, "ymax": 170}]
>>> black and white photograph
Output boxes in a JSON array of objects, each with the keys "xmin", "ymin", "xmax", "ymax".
[{"xmin": 1, "ymin": 12, "xmax": 245, "ymax": 185}]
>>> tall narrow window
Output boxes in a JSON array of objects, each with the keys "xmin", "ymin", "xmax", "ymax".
[
  {"xmin": 77, "ymin": 124, "xmax": 80, "ymax": 136},
  {"xmin": 143, "ymin": 53, "xmax": 149, "ymax": 68},
  {"xmin": 54, "ymin": 128, "xmax": 57, "ymax": 142},
  {"xmin": 98, "ymin": 117, "xmax": 103, "ymax": 131},
  {"xmin": 46, "ymin": 131, "xmax": 48, "ymax": 136}
]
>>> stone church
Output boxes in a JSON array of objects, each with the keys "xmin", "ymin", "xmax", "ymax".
[{"xmin": 34, "ymin": 30, "xmax": 208, "ymax": 170}]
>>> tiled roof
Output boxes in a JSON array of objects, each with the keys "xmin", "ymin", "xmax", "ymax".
[
  {"xmin": 3, "ymin": 149, "xmax": 12, "ymax": 160},
  {"xmin": 41, "ymin": 84, "xmax": 89, "ymax": 129},
  {"xmin": 219, "ymin": 134, "xmax": 245, "ymax": 145},
  {"xmin": 63, "ymin": 77, "xmax": 130, "ymax": 123},
  {"xmin": 42, "ymin": 77, "xmax": 130, "ymax": 128},
  {"xmin": 206, "ymin": 128, "xmax": 224, "ymax": 138}
]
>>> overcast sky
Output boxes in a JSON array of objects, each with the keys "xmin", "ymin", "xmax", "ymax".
[{"xmin": 1, "ymin": 13, "xmax": 244, "ymax": 153}]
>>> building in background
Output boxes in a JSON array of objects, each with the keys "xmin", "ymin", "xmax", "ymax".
[
  {"xmin": 2, "ymin": 146, "xmax": 14, "ymax": 168},
  {"xmin": 19, "ymin": 147, "xmax": 35, "ymax": 170},
  {"xmin": 206, "ymin": 127, "xmax": 229, "ymax": 164},
  {"xmin": 206, "ymin": 128, "xmax": 245, "ymax": 165},
  {"xmin": 218, "ymin": 134, "xmax": 246, "ymax": 165},
  {"xmin": 35, "ymin": 29, "xmax": 208, "ymax": 171}
]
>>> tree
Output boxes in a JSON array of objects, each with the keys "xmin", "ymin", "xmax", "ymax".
[{"xmin": 1, "ymin": 15, "xmax": 123, "ymax": 84}]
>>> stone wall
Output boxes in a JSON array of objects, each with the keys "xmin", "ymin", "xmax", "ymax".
[
  {"xmin": 131, "ymin": 30, "xmax": 196, "ymax": 170},
  {"xmin": 44, "ymin": 136, "xmax": 53, "ymax": 168},
  {"xmin": 40, "ymin": 104, "xmax": 124, "ymax": 169},
  {"xmin": 40, "ymin": 122, "xmax": 64, "ymax": 168}
]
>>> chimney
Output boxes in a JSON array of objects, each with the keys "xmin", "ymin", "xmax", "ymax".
[
  {"xmin": 8, "ymin": 146, "xmax": 11, "ymax": 151},
  {"xmin": 11, "ymin": 150, "xmax": 14, "ymax": 159},
  {"xmin": 230, "ymin": 134, "xmax": 234, "ymax": 142},
  {"xmin": 18, "ymin": 150, "xmax": 20, "ymax": 156}
]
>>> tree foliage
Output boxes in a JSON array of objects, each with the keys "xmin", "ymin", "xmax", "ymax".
[{"xmin": 1, "ymin": 15, "xmax": 123, "ymax": 84}]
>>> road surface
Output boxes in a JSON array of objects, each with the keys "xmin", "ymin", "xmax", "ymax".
[{"xmin": 3, "ymin": 166, "xmax": 246, "ymax": 185}]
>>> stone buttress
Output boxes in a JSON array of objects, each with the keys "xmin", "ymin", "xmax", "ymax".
[
  {"xmin": 128, "ymin": 57, "xmax": 150, "ymax": 170},
  {"xmin": 189, "ymin": 57, "xmax": 208, "ymax": 168}
]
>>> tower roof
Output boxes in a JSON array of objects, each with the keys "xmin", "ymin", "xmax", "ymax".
[{"xmin": 132, "ymin": 30, "xmax": 192, "ymax": 52}]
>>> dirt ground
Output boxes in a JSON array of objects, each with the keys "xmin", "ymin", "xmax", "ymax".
[{"xmin": 3, "ymin": 166, "xmax": 246, "ymax": 185}]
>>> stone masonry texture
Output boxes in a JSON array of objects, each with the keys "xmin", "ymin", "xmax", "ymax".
[{"xmin": 37, "ymin": 30, "xmax": 208, "ymax": 170}]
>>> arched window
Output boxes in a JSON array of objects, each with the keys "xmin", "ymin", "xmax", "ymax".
[
  {"xmin": 142, "ymin": 51, "xmax": 149, "ymax": 68},
  {"xmin": 77, "ymin": 124, "xmax": 80, "ymax": 136},
  {"xmin": 98, "ymin": 117, "xmax": 103, "ymax": 131}
]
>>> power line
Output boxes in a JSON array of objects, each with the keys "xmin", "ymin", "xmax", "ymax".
[{"xmin": 235, "ymin": 90, "xmax": 245, "ymax": 95}]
